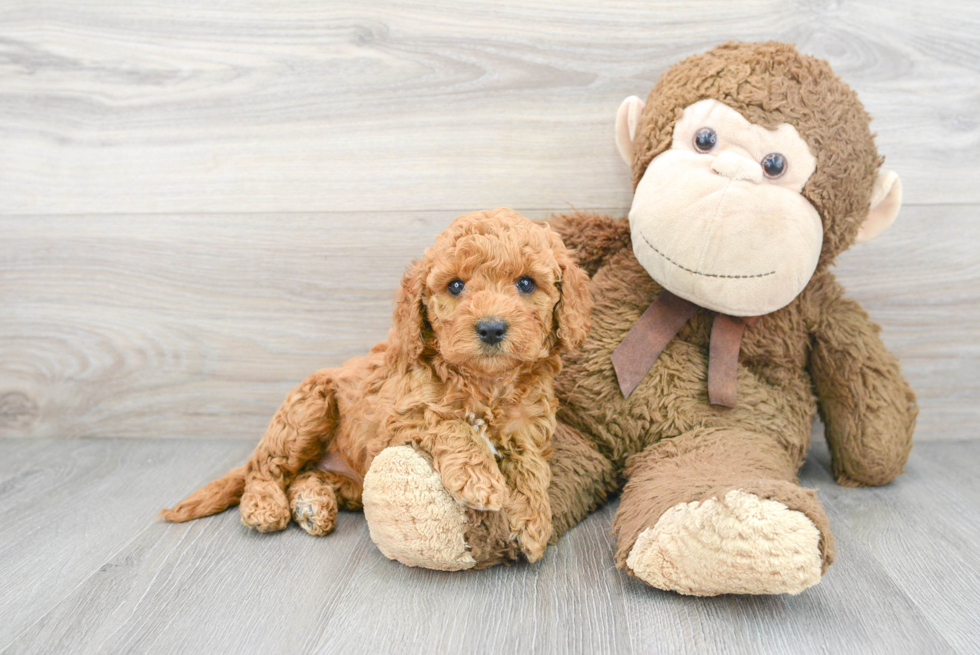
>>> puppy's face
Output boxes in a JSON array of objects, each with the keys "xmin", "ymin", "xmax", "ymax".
[
  {"xmin": 388, "ymin": 208, "xmax": 592, "ymax": 378},
  {"xmin": 426, "ymin": 229, "xmax": 561, "ymax": 377}
]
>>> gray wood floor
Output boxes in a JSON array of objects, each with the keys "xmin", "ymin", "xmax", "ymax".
[{"xmin": 0, "ymin": 435, "xmax": 977, "ymax": 655}]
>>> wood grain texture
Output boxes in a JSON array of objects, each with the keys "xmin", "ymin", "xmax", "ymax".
[
  {"xmin": 808, "ymin": 437, "xmax": 980, "ymax": 654},
  {"xmin": 5, "ymin": 437, "xmax": 975, "ymax": 655},
  {"xmin": 832, "ymin": 204, "xmax": 980, "ymax": 440},
  {"xmin": 2, "ymin": 205, "xmax": 975, "ymax": 442},
  {"xmin": 0, "ymin": 3, "xmax": 976, "ymax": 651},
  {"xmin": 0, "ymin": 438, "xmax": 255, "ymax": 647},
  {"xmin": 0, "ymin": 210, "xmax": 459, "ymax": 441},
  {"xmin": 0, "ymin": 0, "xmax": 978, "ymax": 215}
]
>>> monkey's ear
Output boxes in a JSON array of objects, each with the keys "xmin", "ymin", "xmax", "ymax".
[
  {"xmin": 856, "ymin": 170, "xmax": 903, "ymax": 243},
  {"xmin": 615, "ymin": 96, "xmax": 646, "ymax": 166}
]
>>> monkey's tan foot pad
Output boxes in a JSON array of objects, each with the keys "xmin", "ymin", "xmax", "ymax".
[
  {"xmin": 626, "ymin": 489, "xmax": 822, "ymax": 596},
  {"xmin": 362, "ymin": 445, "xmax": 476, "ymax": 571}
]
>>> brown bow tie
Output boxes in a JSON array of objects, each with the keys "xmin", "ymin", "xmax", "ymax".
[{"xmin": 610, "ymin": 290, "xmax": 758, "ymax": 407}]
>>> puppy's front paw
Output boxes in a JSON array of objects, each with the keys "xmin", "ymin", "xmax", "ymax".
[
  {"xmin": 442, "ymin": 465, "xmax": 508, "ymax": 512},
  {"xmin": 514, "ymin": 513, "xmax": 553, "ymax": 563}
]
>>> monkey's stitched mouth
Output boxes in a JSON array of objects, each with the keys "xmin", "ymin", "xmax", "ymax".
[{"xmin": 639, "ymin": 232, "xmax": 775, "ymax": 280}]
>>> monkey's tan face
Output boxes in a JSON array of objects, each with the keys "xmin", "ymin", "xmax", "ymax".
[{"xmin": 628, "ymin": 99, "xmax": 823, "ymax": 316}]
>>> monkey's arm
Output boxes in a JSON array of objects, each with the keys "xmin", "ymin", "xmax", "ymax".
[
  {"xmin": 806, "ymin": 276, "xmax": 917, "ymax": 487},
  {"xmin": 546, "ymin": 211, "xmax": 632, "ymax": 277}
]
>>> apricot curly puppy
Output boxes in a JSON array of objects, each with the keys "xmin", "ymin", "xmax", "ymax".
[{"xmin": 161, "ymin": 208, "xmax": 592, "ymax": 562}]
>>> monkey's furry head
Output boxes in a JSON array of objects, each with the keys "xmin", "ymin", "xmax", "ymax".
[{"xmin": 630, "ymin": 41, "xmax": 883, "ymax": 269}]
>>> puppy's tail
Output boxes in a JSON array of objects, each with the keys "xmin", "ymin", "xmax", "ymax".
[{"xmin": 159, "ymin": 465, "xmax": 247, "ymax": 523}]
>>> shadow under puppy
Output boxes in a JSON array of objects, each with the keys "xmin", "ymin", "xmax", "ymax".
[{"xmin": 161, "ymin": 208, "xmax": 592, "ymax": 562}]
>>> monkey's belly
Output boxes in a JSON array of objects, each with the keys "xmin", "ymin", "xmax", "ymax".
[{"xmin": 556, "ymin": 252, "xmax": 814, "ymax": 469}]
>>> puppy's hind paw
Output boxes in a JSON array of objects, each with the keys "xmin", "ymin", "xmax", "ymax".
[
  {"xmin": 288, "ymin": 471, "xmax": 341, "ymax": 537},
  {"xmin": 290, "ymin": 493, "xmax": 338, "ymax": 537},
  {"xmin": 240, "ymin": 483, "xmax": 290, "ymax": 533}
]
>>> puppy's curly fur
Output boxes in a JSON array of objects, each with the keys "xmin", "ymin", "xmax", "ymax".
[{"xmin": 161, "ymin": 208, "xmax": 592, "ymax": 561}]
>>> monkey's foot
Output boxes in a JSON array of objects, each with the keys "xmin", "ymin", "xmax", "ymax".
[
  {"xmin": 626, "ymin": 490, "xmax": 822, "ymax": 596},
  {"xmin": 362, "ymin": 445, "xmax": 476, "ymax": 571}
]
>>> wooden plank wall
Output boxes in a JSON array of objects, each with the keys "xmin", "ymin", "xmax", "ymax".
[{"xmin": 1, "ymin": 0, "xmax": 977, "ymax": 441}]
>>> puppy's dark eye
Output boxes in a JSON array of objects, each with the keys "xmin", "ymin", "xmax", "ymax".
[
  {"xmin": 516, "ymin": 276, "xmax": 536, "ymax": 294},
  {"xmin": 447, "ymin": 279, "xmax": 465, "ymax": 296},
  {"xmin": 693, "ymin": 127, "xmax": 717, "ymax": 153},
  {"xmin": 762, "ymin": 153, "xmax": 787, "ymax": 178}
]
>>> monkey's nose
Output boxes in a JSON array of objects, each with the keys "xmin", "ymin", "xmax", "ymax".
[
  {"xmin": 476, "ymin": 318, "xmax": 508, "ymax": 345},
  {"xmin": 711, "ymin": 151, "xmax": 763, "ymax": 184}
]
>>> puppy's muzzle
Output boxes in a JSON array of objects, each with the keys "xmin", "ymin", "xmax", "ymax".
[{"xmin": 476, "ymin": 317, "xmax": 508, "ymax": 346}]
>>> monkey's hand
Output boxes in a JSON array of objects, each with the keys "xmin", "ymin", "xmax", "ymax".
[
  {"xmin": 546, "ymin": 211, "xmax": 632, "ymax": 277},
  {"xmin": 807, "ymin": 280, "xmax": 917, "ymax": 487}
]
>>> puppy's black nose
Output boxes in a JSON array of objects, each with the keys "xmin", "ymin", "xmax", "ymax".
[{"xmin": 476, "ymin": 318, "xmax": 508, "ymax": 346}]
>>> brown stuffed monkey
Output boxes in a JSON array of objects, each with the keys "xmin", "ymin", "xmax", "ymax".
[{"xmin": 361, "ymin": 41, "xmax": 917, "ymax": 596}]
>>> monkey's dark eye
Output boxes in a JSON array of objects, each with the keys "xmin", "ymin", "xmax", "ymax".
[
  {"xmin": 448, "ymin": 279, "xmax": 465, "ymax": 296},
  {"xmin": 693, "ymin": 128, "xmax": 717, "ymax": 153},
  {"xmin": 516, "ymin": 276, "xmax": 536, "ymax": 294},
  {"xmin": 762, "ymin": 153, "xmax": 787, "ymax": 179}
]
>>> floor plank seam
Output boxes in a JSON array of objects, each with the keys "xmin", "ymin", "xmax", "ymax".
[
  {"xmin": 0, "ymin": 518, "xmax": 163, "ymax": 654},
  {"xmin": 96, "ymin": 525, "xmax": 209, "ymax": 655},
  {"xmin": 296, "ymin": 528, "xmax": 391, "ymax": 655},
  {"xmin": 826, "ymin": 512, "xmax": 964, "ymax": 654}
]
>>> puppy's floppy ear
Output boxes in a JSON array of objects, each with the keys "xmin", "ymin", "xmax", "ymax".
[
  {"xmin": 386, "ymin": 256, "xmax": 429, "ymax": 368},
  {"xmin": 550, "ymin": 232, "xmax": 592, "ymax": 351}
]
